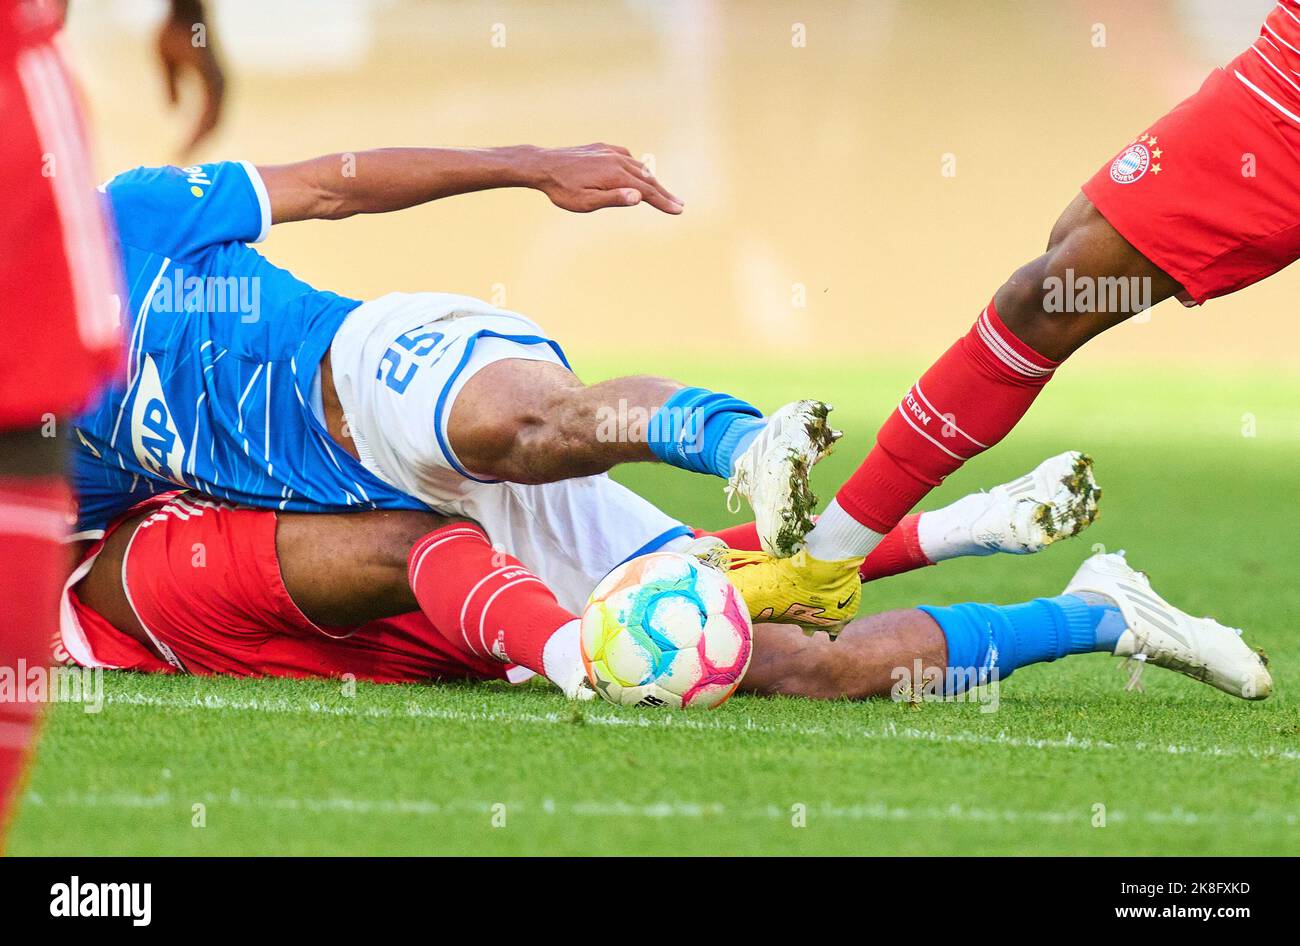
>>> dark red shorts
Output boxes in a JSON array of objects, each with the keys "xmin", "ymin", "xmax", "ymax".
[
  {"xmin": 1082, "ymin": 7, "xmax": 1300, "ymax": 304},
  {"xmin": 0, "ymin": 37, "xmax": 122, "ymax": 428},
  {"xmin": 60, "ymin": 493, "xmax": 511, "ymax": 685}
]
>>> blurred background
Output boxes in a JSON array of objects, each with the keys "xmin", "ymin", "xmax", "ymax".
[{"xmin": 63, "ymin": 0, "xmax": 1294, "ymax": 367}]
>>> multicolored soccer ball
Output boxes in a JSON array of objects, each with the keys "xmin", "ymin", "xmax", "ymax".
[{"xmin": 580, "ymin": 551, "xmax": 753, "ymax": 709}]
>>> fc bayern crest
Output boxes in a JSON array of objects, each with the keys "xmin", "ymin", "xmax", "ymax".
[{"xmin": 1109, "ymin": 142, "xmax": 1151, "ymax": 184}]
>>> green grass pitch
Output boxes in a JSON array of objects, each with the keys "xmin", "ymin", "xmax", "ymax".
[{"xmin": 10, "ymin": 358, "xmax": 1299, "ymax": 855}]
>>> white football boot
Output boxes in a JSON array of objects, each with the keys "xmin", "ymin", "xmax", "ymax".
[
  {"xmin": 973, "ymin": 451, "xmax": 1100, "ymax": 554},
  {"xmin": 725, "ymin": 400, "xmax": 840, "ymax": 557},
  {"xmin": 1065, "ymin": 552, "xmax": 1272, "ymax": 701},
  {"xmin": 916, "ymin": 451, "xmax": 1100, "ymax": 559}
]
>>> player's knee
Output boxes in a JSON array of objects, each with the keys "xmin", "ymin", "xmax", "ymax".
[
  {"xmin": 995, "ymin": 243, "xmax": 1095, "ymax": 361},
  {"xmin": 996, "ymin": 195, "xmax": 1168, "ymax": 360},
  {"xmin": 474, "ymin": 387, "xmax": 591, "ymax": 483},
  {"xmin": 448, "ymin": 371, "xmax": 589, "ymax": 483},
  {"xmin": 365, "ymin": 510, "xmax": 467, "ymax": 578}
]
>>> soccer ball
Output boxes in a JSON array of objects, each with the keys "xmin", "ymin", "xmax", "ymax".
[{"xmin": 580, "ymin": 551, "xmax": 753, "ymax": 709}]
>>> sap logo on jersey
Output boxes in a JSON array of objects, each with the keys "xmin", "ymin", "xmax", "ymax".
[
  {"xmin": 131, "ymin": 354, "xmax": 187, "ymax": 483},
  {"xmin": 183, "ymin": 164, "xmax": 211, "ymax": 198}
]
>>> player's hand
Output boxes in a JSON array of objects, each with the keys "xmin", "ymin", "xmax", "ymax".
[
  {"xmin": 526, "ymin": 144, "xmax": 684, "ymax": 214},
  {"xmin": 157, "ymin": 1, "xmax": 226, "ymax": 160}
]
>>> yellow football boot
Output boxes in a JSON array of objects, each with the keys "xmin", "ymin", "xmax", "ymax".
[{"xmin": 701, "ymin": 544, "xmax": 864, "ymax": 636}]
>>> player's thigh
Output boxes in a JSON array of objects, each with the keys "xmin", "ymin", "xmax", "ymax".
[
  {"xmin": 74, "ymin": 508, "xmax": 154, "ymax": 642},
  {"xmin": 1076, "ymin": 49, "xmax": 1300, "ymax": 307},
  {"xmin": 329, "ymin": 292, "xmax": 568, "ymax": 498},
  {"xmin": 77, "ymin": 497, "xmax": 456, "ymax": 637},
  {"xmin": 275, "ymin": 507, "xmax": 463, "ymax": 626}
]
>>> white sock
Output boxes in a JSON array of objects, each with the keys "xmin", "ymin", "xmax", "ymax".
[
  {"xmin": 915, "ymin": 492, "xmax": 996, "ymax": 561},
  {"xmin": 540, "ymin": 619, "xmax": 591, "ymax": 700},
  {"xmin": 803, "ymin": 499, "xmax": 886, "ymax": 561}
]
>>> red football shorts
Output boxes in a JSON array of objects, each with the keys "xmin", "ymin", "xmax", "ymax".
[
  {"xmin": 59, "ymin": 494, "xmax": 511, "ymax": 685},
  {"xmin": 1082, "ymin": 7, "xmax": 1300, "ymax": 305},
  {"xmin": 0, "ymin": 35, "xmax": 122, "ymax": 429}
]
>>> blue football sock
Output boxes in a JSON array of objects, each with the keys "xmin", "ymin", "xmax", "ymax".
[
  {"xmin": 716, "ymin": 416, "xmax": 766, "ymax": 476},
  {"xmin": 918, "ymin": 593, "xmax": 1122, "ymax": 695},
  {"xmin": 646, "ymin": 387, "xmax": 765, "ymax": 479},
  {"xmin": 1070, "ymin": 591, "xmax": 1128, "ymax": 653}
]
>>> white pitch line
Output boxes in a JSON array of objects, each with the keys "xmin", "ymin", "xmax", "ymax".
[
  {"xmin": 97, "ymin": 689, "xmax": 1300, "ymax": 764},
  {"xmin": 20, "ymin": 790, "xmax": 1300, "ymax": 828}
]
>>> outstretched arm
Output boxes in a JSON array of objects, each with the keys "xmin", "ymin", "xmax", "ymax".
[{"xmin": 256, "ymin": 143, "xmax": 683, "ymax": 224}]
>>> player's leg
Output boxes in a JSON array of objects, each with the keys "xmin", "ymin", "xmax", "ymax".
[
  {"xmin": 284, "ymin": 510, "xmax": 584, "ymax": 689},
  {"xmin": 326, "ymin": 294, "xmax": 836, "ymax": 556},
  {"xmin": 448, "ymin": 361, "xmax": 838, "ymax": 555},
  {"xmin": 715, "ymin": 451, "xmax": 1100, "ymax": 628},
  {"xmin": 73, "ymin": 497, "xmax": 591, "ymax": 694},
  {"xmin": 0, "ymin": 32, "xmax": 122, "ymax": 847},
  {"xmin": 719, "ymin": 450, "xmax": 1101, "ymax": 577},
  {"xmin": 801, "ymin": 15, "xmax": 1300, "ymax": 579},
  {"xmin": 0, "ymin": 445, "xmax": 72, "ymax": 847},
  {"xmin": 740, "ymin": 610, "xmax": 946, "ymax": 700},
  {"xmin": 445, "ymin": 359, "xmax": 683, "ymax": 480},
  {"xmin": 742, "ymin": 550, "xmax": 1271, "ymax": 702},
  {"xmin": 801, "ymin": 201, "xmax": 1172, "ymax": 570}
]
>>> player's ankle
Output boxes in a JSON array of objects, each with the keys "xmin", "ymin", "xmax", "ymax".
[
  {"xmin": 803, "ymin": 499, "xmax": 883, "ymax": 561},
  {"xmin": 541, "ymin": 619, "xmax": 586, "ymax": 696},
  {"xmin": 646, "ymin": 387, "xmax": 763, "ymax": 479}
]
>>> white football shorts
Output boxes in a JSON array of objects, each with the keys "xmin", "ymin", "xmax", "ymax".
[{"xmin": 329, "ymin": 291, "xmax": 691, "ymax": 611}]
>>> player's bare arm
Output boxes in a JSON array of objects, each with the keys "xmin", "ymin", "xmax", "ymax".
[
  {"xmin": 235, "ymin": 145, "xmax": 843, "ymax": 555},
  {"xmin": 256, "ymin": 142, "xmax": 683, "ymax": 222}
]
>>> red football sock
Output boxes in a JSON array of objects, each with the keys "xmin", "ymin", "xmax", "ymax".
[
  {"xmin": 0, "ymin": 477, "xmax": 71, "ymax": 847},
  {"xmin": 696, "ymin": 514, "xmax": 932, "ymax": 582},
  {"xmin": 857, "ymin": 514, "xmax": 931, "ymax": 581},
  {"xmin": 836, "ymin": 300, "xmax": 1060, "ymax": 533},
  {"xmin": 406, "ymin": 523, "xmax": 576, "ymax": 676},
  {"xmin": 699, "ymin": 522, "xmax": 762, "ymax": 550}
]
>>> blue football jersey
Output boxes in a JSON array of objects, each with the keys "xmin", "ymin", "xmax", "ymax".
[{"xmin": 71, "ymin": 161, "xmax": 426, "ymax": 535}]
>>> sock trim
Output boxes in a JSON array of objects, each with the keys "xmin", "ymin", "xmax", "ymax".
[
  {"xmin": 407, "ymin": 525, "xmax": 489, "ymax": 590},
  {"xmin": 458, "ymin": 566, "xmax": 528, "ymax": 656},
  {"xmin": 1053, "ymin": 594, "xmax": 1100, "ymax": 655},
  {"xmin": 975, "ymin": 302, "xmax": 1061, "ymax": 377}
]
